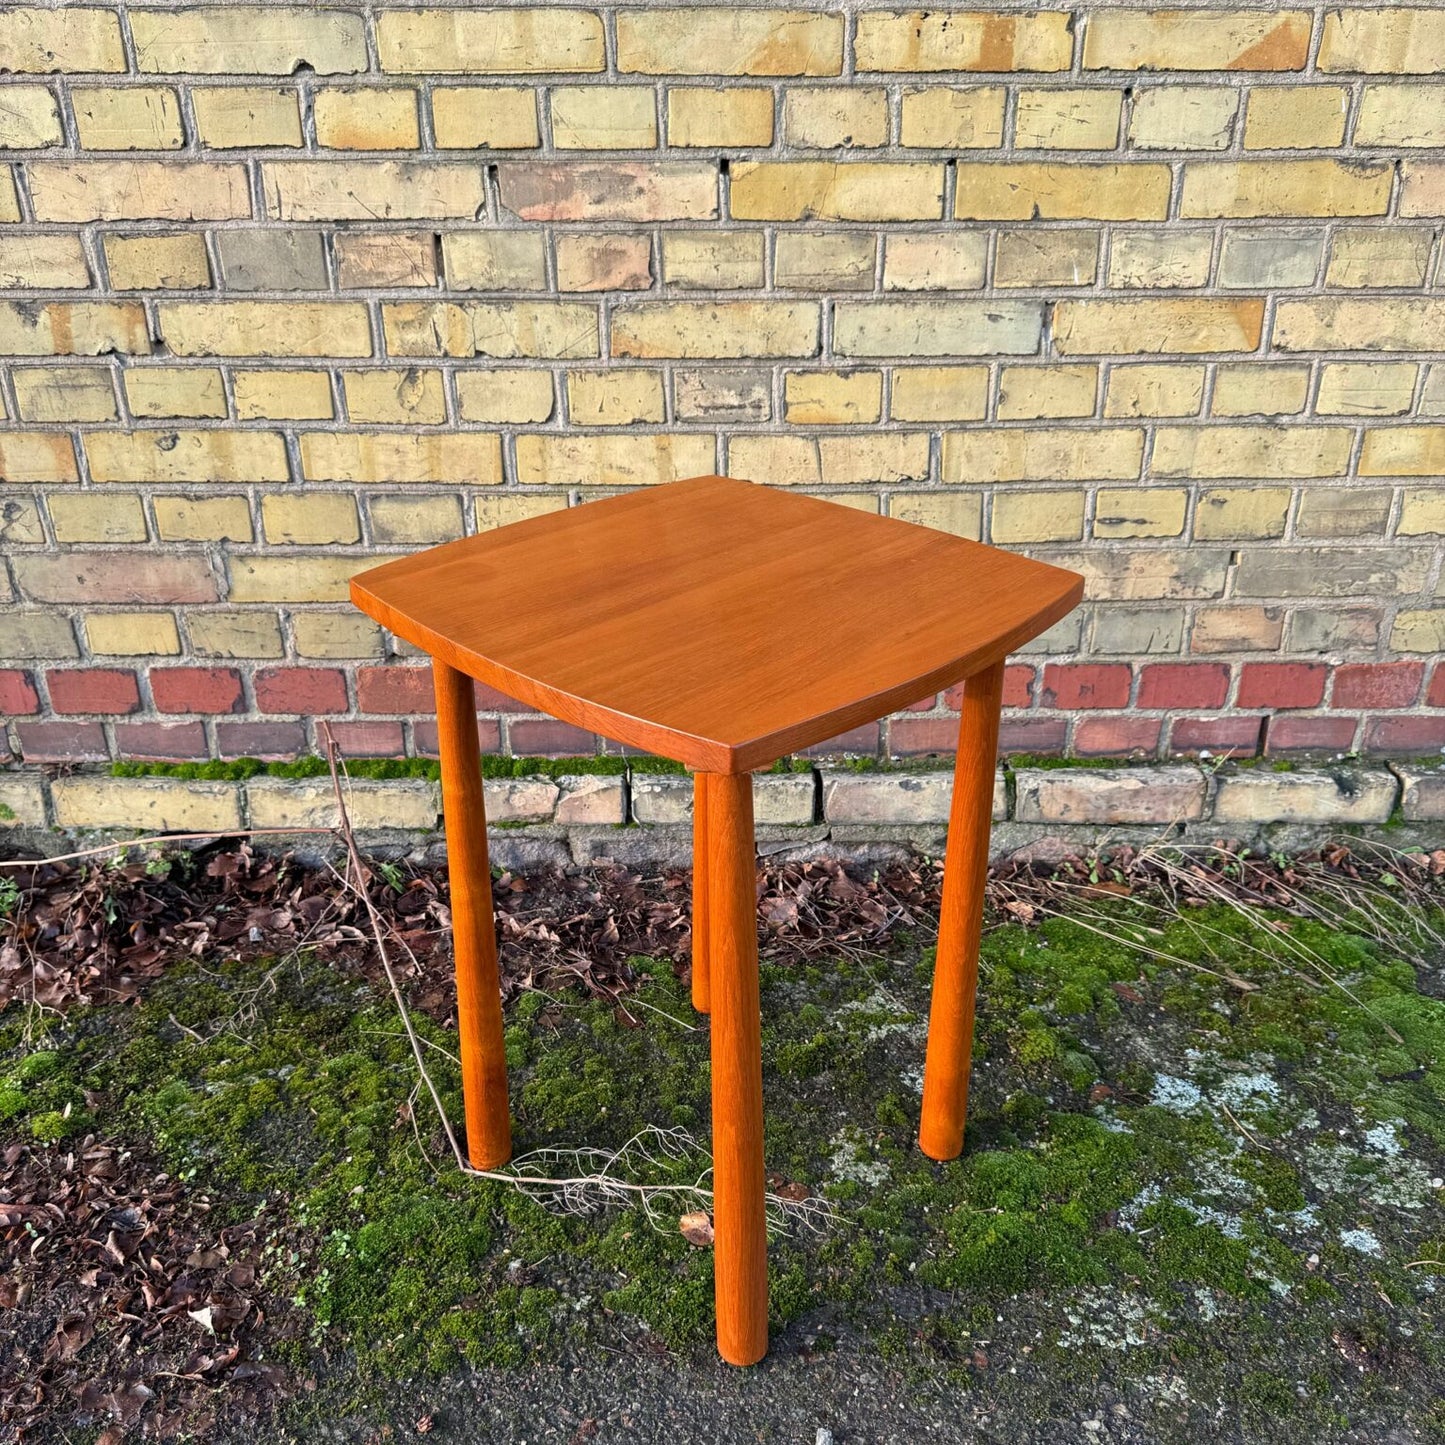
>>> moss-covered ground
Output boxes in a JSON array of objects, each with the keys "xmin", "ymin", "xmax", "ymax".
[{"xmin": 3, "ymin": 872, "xmax": 1445, "ymax": 1442}]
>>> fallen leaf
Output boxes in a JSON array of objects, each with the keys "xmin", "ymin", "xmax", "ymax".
[{"xmin": 678, "ymin": 1211, "xmax": 714, "ymax": 1247}]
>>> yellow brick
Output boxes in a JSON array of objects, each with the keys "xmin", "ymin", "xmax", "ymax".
[
  {"xmin": 103, "ymin": 233, "xmax": 210, "ymax": 290},
  {"xmin": 343, "ymin": 368, "xmax": 447, "ymax": 425},
  {"xmin": 262, "ymin": 493, "xmax": 361, "ymax": 545},
  {"xmin": 667, "ymin": 88, "xmax": 774, "ymax": 148},
  {"xmin": 189, "ymin": 611, "xmax": 284, "ymax": 656},
  {"xmin": 72, "ymin": 86, "xmax": 183, "ymax": 150},
  {"xmin": 159, "ymin": 301, "xmax": 372, "ymax": 357},
  {"xmin": 192, "ymin": 86, "xmax": 303, "ymax": 148},
  {"xmin": 566, "ymin": 369, "xmax": 665, "ymax": 426},
  {"xmin": 314, "ymin": 87, "xmax": 420, "ymax": 149},
  {"xmin": 882, "ymin": 233, "xmax": 986, "ymax": 291},
  {"xmin": 856, "ymin": 11, "xmax": 1071, "ymax": 72},
  {"xmin": 52, "ymin": 777, "xmax": 241, "ymax": 833},
  {"xmin": 517, "ymin": 432, "xmax": 715, "ymax": 486},
  {"xmin": 1244, "ymin": 86, "xmax": 1349, "ymax": 149},
  {"xmin": 29, "ymin": 161, "xmax": 250, "ymax": 222},
  {"xmin": 87, "ymin": 429, "xmax": 287, "ymax": 484},
  {"xmin": 836, "ymin": 299, "xmax": 1040, "ymax": 358},
  {"xmin": 1399, "ymin": 490, "xmax": 1445, "ymax": 536},
  {"xmin": 994, "ymin": 230, "xmax": 1099, "ymax": 287},
  {"xmin": 1360, "ymin": 427, "xmax": 1445, "ymax": 478},
  {"xmin": 991, "ymin": 490, "xmax": 1084, "ymax": 544},
  {"xmin": 890, "ymin": 366, "xmax": 988, "ymax": 423},
  {"xmin": 1297, "ymin": 486, "xmax": 1391, "ymax": 539},
  {"xmin": 1327, "ymin": 228, "xmax": 1432, "ymax": 289},
  {"xmin": 944, "ymin": 428, "xmax": 1142, "ymax": 483},
  {"xmin": 1103, "ymin": 361, "xmax": 1208, "ymax": 419},
  {"xmin": 955, "ymin": 163, "xmax": 1170, "ymax": 220},
  {"xmin": 783, "ymin": 371, "xmax": 882, "ymax": 425},
  {"xmin": 551, "ymin": 87, "xmax": 657, "ymax": 149},
  {"xmin": 263, "ymin": 161, "xmax": 486, "ymax": 221},
  {"xmin": 1154, "ymin": 426, "xmax": 1352, "ymax": 479},
  {"xmin": 377, "ymin": 10, "xmax": 604, "ymax": 74},
  {"xmin": 1127, "ymin": 87, "xmax": 1238, "ymax": 150},
  {"xmin": 1319, "ymin": 10, "xmax": 1445, "ymax": 74},
  {"xmin": 888, "ymin": 491, "xmax": 982, "ymax": 539},
  {"xmin": 336, "ymin": 232, "xmax": 438, "ymax": 288},
  {"xmin": 730, "ymin": 433, "xmax": 927, "ymax": 486},
  {"xmin": 774, "ymin": 232, "xmax": 876, "ymax": 290},
  {"xmin": 154, "ymin": 495, "xmax": 254, "ymax": 543},
  {"xmin": 300, "ymin": 432, "xmax": 502, "ymax": 485},
  {"xmin": 997, "ymin": 364, "xmax": 1097, "ymax": 421},
  {"xmin": 731, "ymin": 162, "xmax": 943, "ymax": 222},
  {"xmin": 555, "ymin": 234, "xmax": 653, "ymax": 292},
  {"xmin": 899, "ymin": 86, "xmax": 1004, "ymax": 148},
  {"xmin": 1083, "ymin": 11, "xmax": 1310, "ymax": 71},
  {"xmin": 131, "ymin": 8, "xmax": 363, "ymax": 72},
  {"xmin": 1278, "ymin": 297, "xmax": 1445, "ymax": 354},
  {"xmin": 1107, "ymin": 231, "xmax": 1213, "ymax": 289},
  {"xmin": 383, "ymin": 300, "xmax": 599, "ymax": 359},
  {"xmin": 0, "ymin": 432, "xmax": 78, "ymax": 482},
  {"xmin": 124, "ymin": 366, "xmax": 227, "ymax": 420},
  {"xmin": 0, "ymin": 300, "xmax": 148, "ymax": 356},
  {"xmin": 1181, "ymin": 161, "xmax": 1392, "ymax": 219},
  {"xmin": 611, "ymin": 301, "xmax": 818, "ymax": 359},
  {"xmin": 432, "ymin": 87, "xmax": 539, "ymax": 148},
  {"xmin": 1194, "ymin": 487, "xmax": 1290, "ymax": 540},
  {"xmin": 292, "ymin": 612, "xmax": 383, "ymax": 659},
  {"xmin": 367, "ymin": 493, "xmax": 465, "ymax": 545},
  {"xmin": 784, "ymin": 88, "xmax": 887, "ymax": 148},
  {"xmin": 0, "ymin": 8, "xmax": 124, "ymax": 72},
  {"xmin": 662, "ymin": 232, "xmax": 764, "ymax": 289},
  {"xmin": 1357, "ymin": 85, "xmax": 1445, "ymax": 149},
  {"xmin": 1054, "ymin": 299, "xmax": 1263, "ymax": 355},
  {"xmin": 233, "ymin": 369, "xmax": 334, "ymax": 421},
  {"xmin": 474, "ymin": 493, "xmax": 568, "ymax": 530},
  {"xmin": 1093, "ymin": 488, "xmax": 1188, "ymax": 539},
  {"xmin": 0, "ymin": 85, "xmax": 62, "ymax": 147},
  {"xmin": 1015, "ymin": 89, "xmax": 1121, "ymax": 149},
  {"xmin": 49, "ymin": 491, "xmax": 147, "ymax": 543},
  {"xmin": 0, "ymin": 173, "xmax": 16, "ymax": 225},
  {"xmin": 1316, "ymin": 362, "xmax": 1418, "ymax": 417},
  {"xmin": 455, "ymin": 369, "xmax": 555, "ymax": 423},
  {"xmin": 13, "ymin": 366, "xmax": 116, "ymax": 423},
  {"xmin": 84, "ymin": 612, "xmax": 181, "ymax": 656},
  {"xmin": 1211, "ymin": 363, "xmax": 1310, "ymax": 417},
  {"xmin": 619, "ymin": 10, "xmax": 841, "ymax": 76}
]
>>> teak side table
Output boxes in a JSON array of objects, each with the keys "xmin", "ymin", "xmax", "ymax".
[{"xmin": 350, "ymin": 475, "xmax": 1084, "ymax": 1367}]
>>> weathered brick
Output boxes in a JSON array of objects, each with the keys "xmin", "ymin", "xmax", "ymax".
[
  {"xmin": 230, "ymin": 556, "xmax": 398, "ymax": 605},
  {"xmin": 86, "ymin": 429, "xmax": 288, "ymax": 484},
  {"xmin": 662, "ymin": 232, "xmax": 765, "ymax": 290},
  {"xmin": 1316, "ymin": 362, "xmax": 1416, "ymax": 418},
  {"xmin": 216, "ymin": 230, "xmax": 328, "ymax": 291},
  {"xmin": 13, "ymin": 365, "xmax": 116, "ymax": 423},
  {"xmin": 388, "ymin": 300, "xmax": 601, "ymax": 359},
  {"xmin": 103, "ymin": 233, "xmax": 210, "ymax": 290},
  {"xmin": 1296, "ymin": 486, "xmax": 1390, "ymax": 539},
  {"xmin": 990, "ymin": 489, "xmax": 1085, "ymax": 544},
  {"xmin": 1180, "ymin": 161, "xmax": 1392, "ymax": 219},
  {"xmin": 233, "ymin": 370, "xmax": 335, "ymax": 421},
  {"xmin": 822, "ymin": 768, "xmax": 1006, "ymax": 826},
  {"xmin": 432, "ymin": 87, "xmax": 540, "ymax": 149},
  {"xmin": 994, "ymin": 230, "xmax": 1099, "ymax": 287},
  {"xmin": 379, "ymin": 9, "xmax": 602, "ymax": 73},
  {"xmin": 1015, "ymin": 89, "xmax": 1121, "ymax": 150},
  {"xmin": 0, "ymin": 669, "xmax": 40, "ymax": 716},
  {"xmin": 131, "ymin": 7, "xmax": 364, "ymax": 73},
  {"xmin": 1073, "ymin": 717, "xmax": 1162, "ymax": 758},
  {"xmin": 502, "ymin": 159, "xmax": 714, "ymax": 222},
  {"xmin": 263, "ymin": 162, "xmax": 486, "ymax": 221},
  {"xmin": 674, "ymin": 369, "xmax": 770, "ymax": 423},
  {"xmin": 455, "ymin": 369, "xmax": 555, "ymax": 423},
  {"xmin": 0, "ymin": 233, "xmax": 89, "ymax": 291},
  {"xmin": 1213, "ymin": 768, "xmax": 1396, "ymax": 826},
  {"xmin": 1192, "ymin": 489, "xmax": 1285, "ymax": 541},
  {"xmin": 1359, "ymin": 427, "xmax": 1445, "ymax": 478},
  {"xmin": 1211, "ymin": 364, "xmax": 1310, "ymax": 418},
  {"xmin": 0, "ymin": 771, "xmax": 46, "ymax": 825},
  {"xmin": 955, "ymin": 163, "xmax": 1170, "ymax": 220},
  {"xmin": 882, "ymin": 233, "xmax": 987, "ymax": 292},
  {"xmin": 1054, "ymin": 298, "xmax": 1263, "ymax": 354},
  {"xmin": 0, "ymin": 433, "xmax": 79, "ymax": 482},
  {"xmin": 29, "ymin": 161, "xmax": 250, "ymax": 222},
  {"xmin": 159, "ymin": 301, "xmax": 370, "ymax": 358},
  {"xmin": 0, "ymin": 8, "xmax": 124, "ymax": 72},
  {"xmin": 667, "ymin": 88, "xmax": 774, "ymax": 148},
  {"xmin": 292, "ymin": 613, "xmax": 383, "ymax": 660},
  {"xmin": 889, "ymin": 491, "xmax": 982, "ymax": 538},
  {"xmin": 72, "ymin": 86, "xmax": 183, "ymax": 150},
  {"xmin": 784, "ymin": 87, "xmax": 888, "ymax": 149},
  {"xmin": 613, "ymin": 300, "xmax": 817, "ymax": 359},
  {"xmin": 16, "ymin": 721, "xmax": 109, "ymax": 763},
  {"xmin": 1086, "ymin": 11, "xmax": 1309, "ymax": 70},
  {"xmin": 620, "ymin": 9, "xmax": 840, "ymax": 76},
  {"xmin": 1244, "ymin": 86, "xmax": 1349, "ymax": 149},
  {"xmin": 890, "ymin": 365, "xmax": 988, "ymax": 422},
  {"xmin": 124, "ymin": 366, "xmax": 227, "ymax": 420},
  {"xmin": 315, "ymin": 87, "xmax": 420, "ymax": 150},
  {"xmin": 732, "ymin": 162, "xmax": 944, "ymax": 222},
  {"xmin": 1191, "ymin": 606, "xmax": 1284, "ymax": 654},
  {"xmin": 1235, "ymin": 549, "xmax": 1430, "ymax": 599},
  {"xmin": 1093, "ymin": 609, "xmax": 1185, "ymax": 657},
  {"xmin": 1318, "ymin": 10, "xmax": 1445, "ymax": 75},
  {"xmin": 1104, "ymin": 365, "xmax": 1205, "ymax": 418},
  {"xmin": 784, "ymin": 371, "xmax": 882, "ymax": 426},
  {"xmin": 0, "ymin": 85, "xmax": 61, "ymax": 148},
  {"xmin": 189, "ymin": 612, "xmax": 284, "ymax": 658},
  {"xmin": 85, "ymin": 612, "xmax": 181, "ymax": 657},
  {"xmin": 551, "ymin": 87, "xmax": 657, "ymax": 149},
  {"xmin": 1218, "ymin": 230, "xmax": 1322, "ymax": 289},
  {"xmin": 192, "ymin": 86, "xmax": 302, "ymax": 148},
  {"xmin": 53, "ymin": 776, "xmax": 242, "ymax": 831},
  {"xmin": 261, "ymin": 493, "xmax": 361, "ymax": 546},
  {"xmin": 730, "ymin": 433, "xmax": 927, "ymax": 486},
  {"xmin": 554, "ymin": 234, "xmax": 652, "ymax": 293},
  {"xmin": 1015, "ymin": 766, "xmax": 1206, "ymax": 824},
  {"xmin": 300, "ymin": 432, "xmax": 502, "ymax": 485},
  {"xmin": 1332, "ymin": 663, "xmax": 1423, "ymax": 711},
  {"xmin": 566, "ymin": 369, "xmax": 666, "ymax": 427},
  {"xmin": 1327, "ymin": 229, "xmax": 1432, "ymax": 289},
  {"xmin": 1396, "ymin": 766, "xmax": 1445, "ymax": 824},
  {"xmin": 0, "ymin": 613, "xmax": 78, "ymax": 661},
  {"xmin": 153, "ymin": 496, "xmax": 254, "ymax": 543},
  {"xmin": 13, "ymin": 552, "xmax": 217, "ymax": 605},
  {"xmin": 0, "ymin": 301, "xmax": 148, "ymax": 356},
  {"xmin": 47, "ymin": 667, "xmax": 140, "ymax": 716},
  {"xmin": 1399, "ymin": 490, "xmax": 1445, "ymax": 536},
  {"xmin": 48, "ymin": 491, "xmax": 147, "ymax": 543},
  {"xmin": 1048, "ymin": 548, "xmax": 1230, "ymax": 602},
  {"xmin": 996, "ymin": 364, "xmax": 1096, "ymax": 421},
  {"xmin": 1041, "ymin": 663, "xmax": 1132, "ymax": 710},
  {"xmin": 1093, "ymin": 488, "xmax": 1188, "ymax": 539},
  {"xmin": 367, "ymin": 493, "xmax": 465, "ymax": 545},
  {"xmin": 942, "ymin": 427, "xmax": 1143, "ymax": 482},
  {"xmin": 856, "ymin": 11, "xmax": 1071, "ymax": 73},
  {"xmin": 334, "ymin": 232, "xmax": 436, "ymax": 289},
  {"xmin": 341, "ymin": 367, "xmax": 445, "ymax": 426},
  {"xmin": 899, "ymin": 86, "xmax": 1004, "ymax": 148},
  {"xmin": 835, "ymin": 300, "xmax": 1040, "ymax": 358},
  {"xmin": 1106, "ymin": 232, "xmax": 1213, "ymax": 290},
  {"xmin": 517, "ymin": 433, "xmax": 715, "ymax": 487},
  {"xmin": 1128, "ymin": 86, "xmax": 1237, "ymax": 150},
  {"xmin": 1153, "ymin": 426, "xmax": 1350, "ymax": 479},
  {"xmin": 775, "ymin": 232, "xmax": 875, "ymax": 290},
  {"xmin": 1265, "ymin": 715, "xmax": 1359, "ymax": 756},
  {"xmin": 1275, "ymin": 298, "xmax": 1445, "ymax": 353},
  {"xmin": 1288, "ymin": 609, "xmax": 1381, "ymax": 655}
]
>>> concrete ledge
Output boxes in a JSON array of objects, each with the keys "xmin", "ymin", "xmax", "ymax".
[{"xmin": 2, "ymin": 760, "xmax": 1439, "ymax": 866}]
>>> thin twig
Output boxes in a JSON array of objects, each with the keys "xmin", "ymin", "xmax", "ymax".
[{"xmin": 0, "ymin": 827, "xmax": 334, "ymax": 870}]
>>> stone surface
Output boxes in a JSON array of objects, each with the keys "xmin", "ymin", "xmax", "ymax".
[
  {"xmin": 1014, "ymin": 766, "xmax": 1206, "ymax": 825},
  {"xmin": 1212, "ymin": 768, "xmax": 1398, "ymax": 826},
  {"xmin": 51, "ymin": 777, "xmax": 242, "ymax": 832},
  {"xmin": 1395, "ymin": 766, "xmax": 1445, "ymax": 823},
  {"xmin": 820, "ymin": 768, "xmax": 1006, "ymax": 826}
]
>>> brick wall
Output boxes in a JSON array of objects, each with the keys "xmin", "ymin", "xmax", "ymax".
[{"xmin": 2, "ymin": 4, "xmax": 1444, "ymax": 771}]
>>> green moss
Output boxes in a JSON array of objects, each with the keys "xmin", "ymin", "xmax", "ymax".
[{"xmin": 112, "ymin": 753, "xmax": 638, "ymax": 783}]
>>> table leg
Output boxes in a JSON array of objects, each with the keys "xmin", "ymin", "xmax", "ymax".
[
  {"xmin": 918, "ymin": 659, "xmax": 1005, "ymax": 1163},
  {"xmin": 691, "ymin": 771, "xmax": 711, "ymax": 1014},
  {"xmin": 434, "ymin": 658, "xmax": 512, "ymax": 1171},
  {"xmin": 705, "ymin": 770, "xmax": 768, "ymax": 1366}
]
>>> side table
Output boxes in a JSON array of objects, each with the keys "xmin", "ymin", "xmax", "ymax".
[{"xmin": 351, "ymin": 474, "xmax": 1083, "ymax": 1366}]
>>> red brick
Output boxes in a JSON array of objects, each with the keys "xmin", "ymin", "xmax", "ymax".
[
  {"xmin": 357, "ymin": 665, "xmax": 434, "ymax": 714},
  {"xmin": 999, "ymin": 717, "xmax": 1067, "ymax": 753},
  {"xmin": 474, "ymin": 680, "xmax": 527, "ymax": 711},
  {"xmin": 1073, "ymin": 715, "xmax": 1162, "ymax": 758},
  {"xmin": 1137, "ymin": 663, "xmax": 1230, "ymax": 711},
  {"xmin": 326, "ymin": 719, "xmax": 407, "ymax": 757},
  {"xmin": 889, "ymin": 716, "xmax": 961, "ymax": 755},
  {"xmin": 1236, "ymin": 663, "xmax": 1326, "ymax": 710},
  {"xmin": 413, "ymin": 717, "xmax": 502, "ymax": 757},
  {"xmin": 0, "ymin": 670, "xmax": 40, "ymax": 716},
  {"xmin": 1330, "ymin": 662, "xmax": 1424, "ymax": 710},
  {"xmin": 1265, "ymin": 714, "xmax": 1358, "ymax": 755},
  {"xmin": 801, "ymin": 723, "xmax": 880, "ymax": 758},
  {"xmin": 945, "ymin": 664, "xmax": 1034, "ymax": 711},
  {"xmin": 904, "ymin": 694, "xmax": 937, "ymax": 712},
  {"xmin": 254, "ymin": 666, "xmax": 349, "ymax": 715},
  {"xmin": 215, "ymin": 720, "xmax": 306, "ymax": 759},
  {"xmin": 47, "ymin": 668, "xmax": 141, "ymax": 715},
  {"xmin": 1428, "ymin": 665, "xmax": 1445, "ymax": 710},
  {"xmin": 508, "ymin": 718, "xmax": 595, "ymax": 756},
  {"xmin": 114, "ymin": 720, "xmax": 210, "ymax": 761},
  {"xmin": 1363, "ymin": 716, "xmax": 1445, "ymax": 754},
  {"xmin": 150, "ymin": 666, "xmax": 245, "ymax": 714},
  {"xmin": 1168, "ymin": 715, "xmax": 1262, "ymax": 757},
  {"xmin": 16, "ymin": 721, "xmax": 108, "ymax": 762},
  {"xmin": 1040, "ymin": 663, "xmax": 1131, "ymax": 710}
]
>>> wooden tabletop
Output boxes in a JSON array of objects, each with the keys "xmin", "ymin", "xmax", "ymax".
[{"xmin": 350, "ymin": 475, "xmax": 1083, "ymax": 773}]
